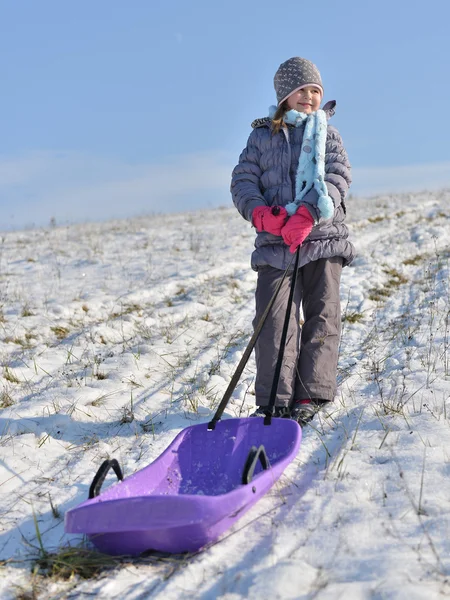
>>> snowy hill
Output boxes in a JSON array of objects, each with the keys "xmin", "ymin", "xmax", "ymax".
[{"xmin": 1, "ymin": 189, "xmax": 450, "ymax": 599}]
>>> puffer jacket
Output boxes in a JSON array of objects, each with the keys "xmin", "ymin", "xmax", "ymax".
[{"xmin": 231, "ymin": 101, "xmax": 355, "ymax": 271}]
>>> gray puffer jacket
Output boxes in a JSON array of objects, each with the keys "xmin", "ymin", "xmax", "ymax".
[{"xmin": 231, "ymin": 101, "xmax": 355, "ymax": 271}]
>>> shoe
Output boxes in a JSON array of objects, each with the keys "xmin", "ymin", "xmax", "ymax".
[
  {"xmin": 290, "ymin": 399, "xmax": 329, "ymax": 426},
  {"xmin": 250, "ymin": 406, "xmax": 290, "ymax": 418},
  {"xmin": 250, "ymin": 406, "xmax": 268, "ymax": 417}
]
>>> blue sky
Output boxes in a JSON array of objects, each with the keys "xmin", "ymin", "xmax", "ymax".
[{"xmin": 1, "ymin": 0, "xmax": 449, "ymax": 230}]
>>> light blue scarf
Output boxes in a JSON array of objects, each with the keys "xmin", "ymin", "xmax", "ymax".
[{"xmin": 269, "ymin": 106, "xmax": 334, "ymax": 220}]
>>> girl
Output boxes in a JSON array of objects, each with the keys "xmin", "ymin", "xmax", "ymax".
[{"xmin": 231, "ymin": 57, "xmax": 355, "ymax": 425}]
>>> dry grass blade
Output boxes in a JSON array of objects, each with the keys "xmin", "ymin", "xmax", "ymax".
[{"xmin": 35, "ymin": 546, "xmax": 122, "ymax": 580}]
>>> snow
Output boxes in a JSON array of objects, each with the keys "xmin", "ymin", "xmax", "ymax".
[{"xmin": 2, "ymin": 190, "xmax": 450, "ymax": 598}]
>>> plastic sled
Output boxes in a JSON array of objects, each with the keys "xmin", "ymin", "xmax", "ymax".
[{"xmin": 65, "ymin": 416, "xmax": 301, "ymax": 555}]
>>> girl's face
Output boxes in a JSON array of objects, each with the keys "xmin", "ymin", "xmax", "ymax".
[{"xmin": 286, "ymin": 86, "xmax": 322, "ymax": 114}]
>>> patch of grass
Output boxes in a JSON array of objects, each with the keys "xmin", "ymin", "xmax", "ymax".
[
  {"xmin": 402, "ymin": 253, "xmax": 427, "ymax": 266},
  {"xmin": 175, "ymin": 286, "xmax": 188, "ymax": 298},
  {"xmin": 120, "ymin": 406, "xmax": 135, "ymax": 424},
  {"xmin": 8, "ymin": 334, "xmax": 35, "ymax": 348},
  {"xmin": 0, "ymin": 390, "xmax": 14, "ymax": 408},
  {"xmin": 34, "ymin": 546, "xmax": 120, "ymax": 580},
  {"xmin": 342, "ymin": 312, "xmax": 364, "ymax": 324},
  {"xmin": 21, "ymin": 305, "xmax": 35, "ymax": 317},
  {"xmin": 368, "ymin": 287, "xmax": 392, "ymax": 302},
  {"xmin": 51, "ymin": 326, "xmax": 70, "ymax": 340},
  {"xmin": 89, "ymin": 391, "xmax": 119, "ymax": 407},
  {"xmin": 369, "ymin": 266, "xmax": 409, "ymax": 303},
  {"xmin": 81, "ymin": 434, "xmax": 99, "ymax": 450},
  {"xmin": 48, "ymin": 494, "xmax": 61, "ymax": 519},
  {"xmin": 3, "ymin": 367, "xmax": 20, "ymax": 384},
  {"xmin": 110, "ymin": 303, "xmax": 142, "ymax": 319},
  {"xmin": 208, "ymin": 358, "xmax": 221, "ymax": 376},
  {"xmin": 368, "ymin": 215, "xmax": 386, "ymax": 224},
  {"xmin": 10, "ymin": 583, "xmax": 41, "ymax": 599},
  {"xmin": 382, "ymin": 266, "xmax": 409, "ymax": 287},
  {"xmin": 93, "ymin": 371, "xmax": 108, "ymax": 380}
]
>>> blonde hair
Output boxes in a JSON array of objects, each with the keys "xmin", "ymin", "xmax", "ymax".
[{"xmin": 271, "ymin": 101, "xmax": 289, "ymax": 135}]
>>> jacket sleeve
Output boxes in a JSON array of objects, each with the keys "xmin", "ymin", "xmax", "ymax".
[
  {"xmin": 301, "ymin": 125, "xmax": 351, "ymax": 221},
  {"xmin": 230, "ymin": 130, "xmax": 266, "ymax": 222},
  {"xmin": 324, "ymin": 126, "xmax": 352, "ymax": 208}
]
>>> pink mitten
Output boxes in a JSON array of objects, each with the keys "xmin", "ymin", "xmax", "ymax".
[
  {"xmin": 252, "ymin": 206, "xmax": 288, "ymax": 236},
  {"xmin": 281, "ymin": 205, "xmax": 314, "ymax": 253}
]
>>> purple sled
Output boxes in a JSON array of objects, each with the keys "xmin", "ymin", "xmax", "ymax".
[{"xmin": 65, "ymin": 417, "xmax": 301, "ymax": 555}]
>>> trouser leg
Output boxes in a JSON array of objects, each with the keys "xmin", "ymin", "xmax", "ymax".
[
  {"xmin": 294, "ymin": 257, "xmax": 343, "ymax": 402},
  {"xmin": 253, "ymin": 266, "xmax": 301, "ymax": 407}
]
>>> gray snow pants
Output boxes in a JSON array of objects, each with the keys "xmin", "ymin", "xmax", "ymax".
[{"xmin": 253, "ymin": 257, "xmax": 343, "ymax": 407}]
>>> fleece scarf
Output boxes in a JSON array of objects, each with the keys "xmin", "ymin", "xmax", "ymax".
[{"xmin": 269, "ymin": 106, "xmax": 334, "ymax": 220}]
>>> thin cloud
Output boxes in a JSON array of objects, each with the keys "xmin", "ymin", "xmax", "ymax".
[
  {"xmin": 0, "ymin": 153, "xmax": 56, "ymax": 185},
  {"xmin": 0, "ymin": 151, "xmax": 233, "ymax": 229}
]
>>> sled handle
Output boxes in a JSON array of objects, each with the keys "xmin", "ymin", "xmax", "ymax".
[
  {"xmin": 88, "ymin": 459, "xmax": 124, "ymax": 499},
  {"xmin": 207, "ymin": 250, "xmax": 297, "ymax": 431},
  {"xmin": 242, "ymin": 445, "xmax": 270, "ymax": 485}
]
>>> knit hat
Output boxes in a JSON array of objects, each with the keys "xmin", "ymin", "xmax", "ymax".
[{"xmin": 274, "ymin": 57, "xmax": 323, "ymax": 105}]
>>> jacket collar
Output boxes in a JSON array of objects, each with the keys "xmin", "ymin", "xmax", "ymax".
[{"xmin": 251, "ymin": 100, "xmax": 336, "ymax": 129}]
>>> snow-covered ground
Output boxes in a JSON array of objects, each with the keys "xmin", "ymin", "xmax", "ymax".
[{"xmin": 1, "ymin": 189, "xmax": 450, "ymax": 599}]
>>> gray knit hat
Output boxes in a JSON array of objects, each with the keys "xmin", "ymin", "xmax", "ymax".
[{"xmin": 274, "ymin": 57, "xmax": 323, "ymax": 105}]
